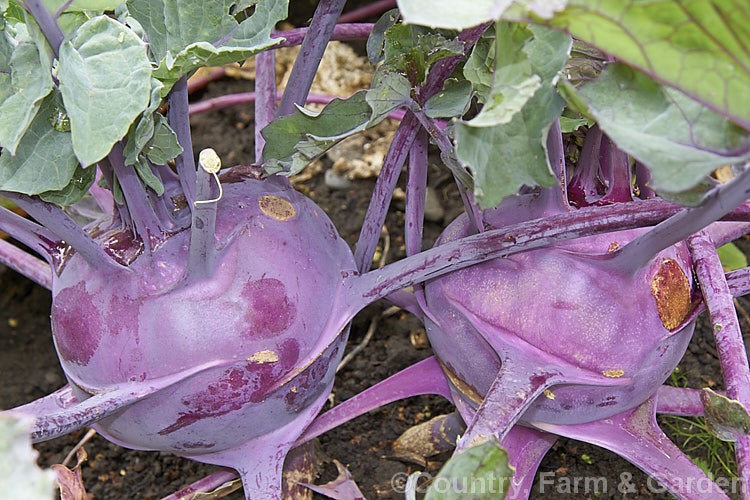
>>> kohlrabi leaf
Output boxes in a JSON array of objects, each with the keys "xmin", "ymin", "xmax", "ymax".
[
  {"xmin": 424, "ymin": 78, "xmax": 472, "ymax": 118},
  {"xmin": 717, "ymin": 242, "xmax": 748, "ymax": 272},
  {"xmin": 144, "ymin": 114, "xmax": 182, "ymax": 166},
  {"xmin": 0, "ymin": 93, "xmax": 80, "ymax": 195},
  {"xmin": 462, "ymin": 25, "xmax": 494, "ymax": 101},
  {"xmin": 123, "ymin": 78, "xmax": 165, "ymax": 165},
  {"xmin": 367, "ymin": 8, "xmax": 400, "ymax": 65},
  {"xmin": 263, "ymin": 87, "xmax": 409, "ymax": 176},
  {"xmin": 701, "ymin": 388, "xmax": 750, "ymax": 442},
  {"xmin": 133, "ymin": 155, "xmax": 165, "ymax": 195},
  {"xmin": 456, "ymin": 26, "xmax": 570, "ymax": 208},
  {"xmin": 424, "ymin": 440, "xmax": 512, "ymax": 500},
  {"xmin": 529, "ymin": 0, "xmax": 750, "ymax": 132},
  {"xmin": 127, "ymin": 0, "xmax": 287, "ymax": 94},
  {"xmin": 397, "ymin": 0, "xmax": 495, "ymax": 31},
  {"xmin": 0, "ymin": 413, "xmax": 57, "ymax": 500},
  {"xmin": 574, "ymin": 63, "xmax": 750, "ymax": 193},
  {"xmin": 42, "ymin": 0, "xmax": 122, "ymax": 12},
  {"xmin": 58, "ymin": 15, "xmax": 152, "ymax": 166},
  {"xmin": 381, "ymin": 22, "xmax": 463, "ymax": 86},
  {"xmin": 0, "ymin": 39, "xmax": 55, "ymax": 155},
  {"xmin": 39, "ymin": 161, "xmax": 96, "ymax": 205},
  {"xmin": 466, "ymin": 21, "xmax": 540, "ymax": 127}
]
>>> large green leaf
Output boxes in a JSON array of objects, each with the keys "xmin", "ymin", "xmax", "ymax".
[
  {"xmin": 574, "ymin": 63, "xmax": 750, "ymax": 193},
  {"xmin": 263, "ymin": 75, "xmax": 411, "ymax": 176},
  {"xmin": 400, "ymin": 0, "xmax": 750, "ymax": 131},
  {"xmin": 0, "ymin": 414, "xmax": 56, "ymax": 500},
  {"xmin": 456, "ymin": 26, "xmax": 570, "ymax": 208},
  {"xmin": 0, "ymin": 93, "xmax": 80, "ymax": 195},
  {"xmin": 0, "ymin": 40, "xmax": 55, "ymax": 154},
  {"xmin": 41, "ymin": 0, "xmax": 122, "ymax": 12},
  {"xmin": 127, "ymin": 0, "xmax": 288, "ymax": 93},
  {"xmin": 58, "ymin": 15, "xmax": 152, "ymax": 166},
  {"xmin": 39, "ymin": 161, "xmax": 96, "ymax": 205},
  {"xmin": 424, "ymin": 440, "xmax": 513, "ymax": 500}
]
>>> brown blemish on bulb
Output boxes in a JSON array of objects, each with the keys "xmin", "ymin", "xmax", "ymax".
[
  {"xmin": 543, "ymin": 389, "xmax": 556, "ymax": 400},
  {"xmin": 602, "ymin": 369, "xmax": 625, "ymax": 378},
  {"xmin": 608, "ymin": 242, "xmax": 620, "ymax": 252},
  {"xmin": 650, "ymin": 258, "xmax": 691, "ymax": 330},
  {"xmin": 247, "ymin": 350, "xmax": 279, "ymax": 364},
  {"xmin": 259, "ymin": 196, "xmax": 296, "ymax": 221}
]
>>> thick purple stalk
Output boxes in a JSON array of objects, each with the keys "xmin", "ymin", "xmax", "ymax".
[
  {"xmin": 598, "ymin": 134, "xmax": 633, "ymax": 203},
  {"xmin": 609, "ymin": 164, "xmax": 750, "ymax": 276},
  {"xmin": 405, "ymin": 128, "xmax": 427, "ymax": 257},
  {"xmin": 296, "ymin": 357, "xmax": 452, "ymax": 445},
  {"xmin": 655, "ymin": 386, "xmax": 712, "ymax": 417},
  {"xmin": 568, "ymin": 124, "xmax": 604, "ymax": 207},
  {"xmin": 167, "ymin": 76, "xmax": 197, "ymax": 206},
  {"xmin": 186, "ymin": 163, "xmax": 219, "ymax": 281},
  {"xmin": 354, "ymin": 111, "xmax": 420, "ymax": 272},
  {"xmin": 339, "ymin": 0, "xmax": 396, "ymax": 22},
  {"xmin": 23, "ymin": 0, "xmax": 64, "ymax": 56},
  {"xmin": 0, "ymin": 238, "xmax": 52, "ymax": 288},
  {"xmin": 272, "ymin": 23, "xmax": 373, "ymax": 49},
  {"xmin": 160, "ymin": 470, "xmax": 238, "ymax": 500},
  {"xmin": 109, "ymin": 143, "xmax": 163, "ymax": 249},
  {"xmin": 346, "ymin": 198, "xmax": 693, "ymax": 307},
  {"xmin": 635, "ymin": 160, "xmax": 656, "ymax": 199},
  {"xmin": 0, "ymin": 205, "xmax": 62, "ymax": 265},
  {"xmin": 276, "ymin": 0, "xmax": 348, "ymax": 118},
  {"xmin": 2, "ymin": 192, "xmax": 124, "ymax": 271},
  {"xmin": 689, "ymin": 231, "xmax": 750, "ymax": 497},
  {"xmin": 89, "ymin": 166, "xmax": 114, "ymax": 215},
  {"xmin": 543, "ymin": 118, "xmax": 569, "ymax": 210},
  {"xmin": 254, "ymin": 50, "xmax": 277, "ymax": 163}
]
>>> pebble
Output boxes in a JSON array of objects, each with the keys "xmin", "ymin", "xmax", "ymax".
[{"xmin": 324, "ymin": 168, "xmax": 352, "ymax": 190}]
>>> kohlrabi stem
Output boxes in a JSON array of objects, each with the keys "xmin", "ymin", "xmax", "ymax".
[
  {"xmin": 568, "ymin": 124, "xmax": 604, "ymax": 207},
  {"xmin": 405, "ymin": 128, "xmax": 428, "ymax": 257},
  {"xmin": 354, "ymin": 111, "xmax": 419, "ymax": 272},
  {"xmin": 23, "ymin": 0, "xmax": 64, "ymax": 56},
  {"xmin": 0, "ymin": 204, "xmax": 62, "ymax": 265},
  {"xmin": 254, "ymin": 49, "xmax": 277, "ymax": 163},
  {"xmin": 159, "ymin": 471, "xmax": 239, "ymax": 500},
  {"xmin": 89, "ymin": 166, "xmax": 114, "ymax": 215},
  {"xmin": 145, "ymin": 164, "xmax": 178, "ymax": 231},
  {"xmin": 0, "ymin": 238, "xmax": 52, "ymax": 289},
  {"xmin": 109, "ymin": 143, "xmax": 163, "ymax": 249},
  {"xmin": 339, "ymin": 0, "xmax": 395, "ymax": 22},
  {"xmin": 167, "ymin": 76, "xmax": 197, "ymax": 206},
  {"xmin": 347, "ymin": 198, "xmax": 693, "ymax": 304},
  {"xmin": 2, "ymin": 192, "xmax": 126, "ymax": 271},
  {"xmin": 598, "ymin": 135, "xmax": 633, "ymax": 204},
  {"xmin": 635, "ymin": 160, "xmax": 656, "ymax": 199},
  {"xmin": 272, "ymin": 23, "xmax": 374, "ymax": 49},
  {"xmin": 276, "ymin": 0, "xmax": 348, "ymax": 118},
  {"xmin": 608, "ymin": 163, "xmax": 750, "ymax": 276},
  {"xmin": 543, "ymin": 118, "xmax": 570, "ymax": 211},
  {"xmin": 186, "ymin": 149, "xmax": 221, "ymax": 282},
  {"xmin": 689, "ymin": 231, "xmax": 750, "ymax": 497}
]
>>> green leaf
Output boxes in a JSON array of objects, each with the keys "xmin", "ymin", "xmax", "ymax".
[
  {"xmin": 58, "ymin": 15, "xmax": 152, "ymax": 166},
  {"xmin": 133, "ymin": 155, "xmax": 164, "ymax": 195},
  {"xmin": 42, "ymin": 0, "xmax": 122, "ymax": 12},
  {"xmin": 398, "ymin": 0, "xmax": 496, "ymax": 30},
  {"xmin": 425, "ymin": 440, "xmax": 513, "ymax": 500},
  {"xmin": 144, "ymin": 114, "xmax": 181, "ymax": 166},
  {"xmin": 263, "ymin": 83, "xmax": 410, "ymax": 176},
  {"xmin": 574, "ymin": 63, "xmax": 750, "ymax": 193},
  {"xmin": 0, "ymin": 92, "xmax": 80, "ymax": 195},
  {"xmin": 456, "ymin": 26, "xmax": 571, "ymax": 208},
  {"xmin": 466, "ymin": 21, "xmax": 540, "ymax": 127},
  {"xmin": 128, "ymin": 0, "xmax": 288, "ymax": 93},
  {"xmin": 424, "ymin": 78, "xmax": 472, "ymax": 118},
  {"xmin": 123, "ymin": 78, "xmax": 165, "ymax": 165},
  {"xmin": 0, "ymin": 40, "xmax": 55, "ymax": 154},
  {"xmin": 0, "ymin": 414, "xmax": 56, "ymax": 500},
  {"xmin": 558, "ymin": 114, "xmax": 593, "ymax": 133},
  {"xmin": 381, "ymin": 22, "xmax": 463, "ymax": 86},
  {"xmin": 39, "ymin": 161, "xmax": 96, "ymax": 205},
  {"xmin": 717, "ymin": 242, "xmax": 748, "ymax": 272},
  {"xmin": 462, "ymin": 25, "xmax": 495, "ymax": 101},
  {"xmin": 529, "ymin": 0, "xmax": 750, "ymax": 132},
  {"xmin": 701, "ymin": 388, "xmax": 750, "ymax": 442},
  {"xmin": 367, "ymin": 8, "xmax": 400, "ymax": 65}
]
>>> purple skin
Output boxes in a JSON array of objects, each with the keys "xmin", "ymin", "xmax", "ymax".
[
  {"xmin": 50, "ymin": 177, "xmax": 356, "ymax": 453},
  {"xmin": 424, "ymin": 207, "xmax": 696, "ymax": 444}
]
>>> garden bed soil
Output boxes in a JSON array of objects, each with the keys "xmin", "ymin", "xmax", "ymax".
[{"xmin": 2, "ymin": 24, "xmax": 749, "ymax": 500}]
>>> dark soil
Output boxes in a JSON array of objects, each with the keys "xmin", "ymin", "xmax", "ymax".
[{"xmin": 1, "ymin": 7, "xmax": 748, "ymax": 499}]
